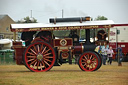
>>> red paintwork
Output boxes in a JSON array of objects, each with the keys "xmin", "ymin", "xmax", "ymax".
[
  {"xmin": 53, "ymin": 38, "xmax": 73, "ymax": 47},
  {"xmin": 73, "ymin": 44, "xmax": 83, "ymax": 54},
  {"xmin": 11, "ymin": 25, "xmax": 112, "ymax": 32},
  {"xmin": 61, "ymin": 52, "xmax": 69, "ymax": 59},
  {"xmin": 24, "ymin": 41, "xmax": 56, "ymax": 72},
  {"xmin": 118, "ymin": 43, "xmax": 128, "ymax": 54},
  {"xmin": 31, "ymin": 38, "xmax": 44, "ymax": 43},
  {"xmin": 78, "ymin": 52, "xmax": 99, "ymax": 71},
  {"xmin": 112, "ymin": 24, "xmax": 128, "ymax": 27},
  {"xmin": 13, "ymin": 42, "xmax": 26, "ymax": 65},
  {"xmin": 109, "ymin": 42, "xmax": 128, "ymax": 59}
]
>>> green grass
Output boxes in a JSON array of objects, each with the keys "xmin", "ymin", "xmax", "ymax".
[{"xmin": 0, "ymin": 62, "xmax": 128, "ymax": 85}]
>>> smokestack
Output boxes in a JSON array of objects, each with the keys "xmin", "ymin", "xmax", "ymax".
[{"xmin": 49, "ymin": 16, "xmax": 90, "ymax": 23}]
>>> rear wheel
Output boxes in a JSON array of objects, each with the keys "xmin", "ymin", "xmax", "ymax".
[
  {"xmin": 78, "ymin": 51, "xmax": 100, "ymax": 71},
  {"xmin": 24, "ymin": 41, "xmax": 56, "ymax": 72}
]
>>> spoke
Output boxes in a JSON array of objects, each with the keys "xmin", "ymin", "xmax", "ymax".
[
  {"xmin": 92, "ymin": 57, "xmax": 95, "ymax": 61},
  {"xmin": 33, "ymin": 61, "xmax": 37, "ymax": 69},
  {"xmin": 40, "ymin": 44, "xmax": 44, "ymax": 52},
  {"xmin": 92, "ymin": 62, "xmax": 97, "ymax": 66},
  {"xmin": 33, "ymin": 45, "xmax": 37, "ymax": 53},
  {"xmin": 42, "ymin": 61, "xmax": 46, "ymax": 69},
  {"xmin": 41, "ymin": 47, "xmax": 46, "ymax": 54},
  {"xmin": 82, "ymin": 62, "xmax": 87, "ymax": 67},
  {"xmin": 40, "ymin": 62, "xmax": 42, "ymax": 70},
  {"xmin": 43, "ymin": 53, "xmax": 52, "ymax": 57},
  {"xmin": 82, "ymin": 58, "xmax": 86, "ymax": 62},
  {"xmin": 30, "ymin": 59, "xmax": 37, "ymax": 65},
  {"xmin": 90, "ymin": 55, "xmax": 92, "ymax": 59},
  {"xmin": 91, "ymin": 60, "xmax": 96, "ymax": 63},
  {"xmin": 92, "ymin": 63, "xmax": 96, "ymax": 68},
  {"xmin": 44, "ymin": 58, "xmax": 52, "ymax": 62},
  {"xmin": 37, "ymin": 45, "xmax": 40, "ymax": 53},
  {"xmin": 89, "ymin": 64, "xmax": 93, "ymax": 70},
  {"xmin": 87, "ymin": 54, "xmax": 89, "ymax": 59},
  {"xmin": 44, "ymin": 60, "xmax": 50, "ymax": 66},
  {"xmin": 84, "ymin": 56, "xmax": 88, "ymax": 60},
  {"xmin": 37, "ymin": 61, "xmax": 39, "ymax": 69},
  {"xmin": 27, "ymin": 58, "xmax": 35, "ymax": 62},
  {"xmin": 30, "ymin": 48, "xmax": 37, "ymax": 55},
  {"xmin": 85, "ymin": 65, "xmax": 88, "ymax": 69},
  {"xmin": 45, "ymin": 56, "xmax": 53, "ymax": 58},
  {"xmin": 89, "ymin": 66, "xmax": 91, "ymax": 70},
  {"xmin": 27, "ymin": 56, "xmax": 35, "ymax": 58},
  {"xmin": 40, "ymin": 44, "xmax": 43, "ymax": 51},
  {"xmin": 43, "ymin": 49, "xmax": 51, "ymax": 54},
  {"xmin": 27, "ymin": 52, "xmax": 35, "ymax": 56},
  {"xmin": 82, "ymin": 62, "xmax": 86, "ymax": 64}
]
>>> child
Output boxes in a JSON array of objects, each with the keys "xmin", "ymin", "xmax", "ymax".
[{"xmin": 107, "ymin": 47, "xmax": 114, "ymax": 65}]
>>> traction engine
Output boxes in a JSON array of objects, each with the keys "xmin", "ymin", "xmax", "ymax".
[{"xmin": 11, "ymin": 17, "xmax": 103, "ymax": 72}]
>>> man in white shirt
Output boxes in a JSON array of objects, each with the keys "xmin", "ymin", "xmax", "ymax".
[{"xmin": 101, "ymin": 45, "xmax": 108, "ymax": 65}]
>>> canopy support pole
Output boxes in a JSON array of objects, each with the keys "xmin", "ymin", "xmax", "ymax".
[
  {"xmin": 13, "ymin": 32, "xmax": 16, "ymax": 42},
  {"xmin": 108, "ymin": 28, "xmax": 110, "ymax": 41}
]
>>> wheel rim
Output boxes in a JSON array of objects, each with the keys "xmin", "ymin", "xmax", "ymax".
[
  {"xmin": 94, "ymin": 52, "xmax": 102, "ymax": 71},
  {"xmin": 79, "ymin": 52, "xmax": 99, "ymax": 71},
  {"xmin": 24, "ymin": 41, "xmax": 55, "ymax": 72}
]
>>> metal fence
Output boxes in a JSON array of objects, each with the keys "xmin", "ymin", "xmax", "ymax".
[{"xmin": 0, "ymin": 49, "xmax": 15, "ymax": 64}]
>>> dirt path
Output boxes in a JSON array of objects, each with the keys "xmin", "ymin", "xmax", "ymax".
[{"xmin": 0, "ymin": 62, "xmax": 128, "ymax": 85}]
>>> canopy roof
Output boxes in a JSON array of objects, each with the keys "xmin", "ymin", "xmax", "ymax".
[{"xmin": 10, "ymin": 20, "xmax": 128, "ymax": 32}]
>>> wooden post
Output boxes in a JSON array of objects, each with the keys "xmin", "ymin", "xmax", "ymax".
[
  {"xmin": 118, "ymin": 48, "xmax": 120, "ymax": 65},
  {"xmin": 118, "ymin": 48, "xmax": 122, "ymax": 66},
  {"xmin": 77, "ymin": 30, "xmax": 80, "ymax": 37},
  {"xmin": 108, "ymin": 28, "xmax": 110, "ymax": 41},
  {"xmin": 13, "ymin": 32, "xmax": 16, "ymax": 42},
  {"xmin": 51, "ymin": 31, "xmax": 54, "ymax": 39}
]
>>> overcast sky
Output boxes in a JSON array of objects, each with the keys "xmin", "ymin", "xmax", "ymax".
[{"xmin": 0, "ymin": 0, "xmax": 128, "ymax": 23}]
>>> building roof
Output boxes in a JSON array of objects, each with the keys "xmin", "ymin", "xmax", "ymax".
[{"xmin": 0, "ymin": 15, "xmax": 8, "ymax": 20}]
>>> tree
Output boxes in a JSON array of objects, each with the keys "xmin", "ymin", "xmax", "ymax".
[
  {"xmin": 94, "ymin": 15, "xmax": 108, "ymax": 21},
  {"xmin": 16, "ymin": 16, "xmax": 37, "ymax": 39},
  {"xmin": 17, "ymin": 16, "xmax": 37, "ymax": 23}
]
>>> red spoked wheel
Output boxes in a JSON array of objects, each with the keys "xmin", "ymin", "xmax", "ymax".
[
  {"xmin": 24, "ymin": 41, "xmax": 56, "ymax": 72},
  {"xmin": 78, "ymin": 51, "xmax": 100, "ymax": 71}
]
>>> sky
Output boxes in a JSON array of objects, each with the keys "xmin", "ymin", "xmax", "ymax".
[{"xmin": 0, "ymin": 0, "xmax": 128, "ymax": 23}]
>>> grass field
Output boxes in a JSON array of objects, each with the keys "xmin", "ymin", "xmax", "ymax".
[{"xmin": 0, "ymin": 62, "xmax": 128, "ymax": 85}]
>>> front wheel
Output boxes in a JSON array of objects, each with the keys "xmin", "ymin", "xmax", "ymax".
[
  {"xmin": 24, "ymin": 41, "xmax": 56, "ymax": 72},
  {"xmin": 78, "ymin": 51, "xmax": 100, "ymax": 71}
]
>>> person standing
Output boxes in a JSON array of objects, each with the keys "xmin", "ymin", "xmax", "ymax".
[
  {"xmin": 101, "ymin": 44, "xmax": 108, "ymax": 65},
  {"xmin": 107, "ymin": 47, "xmax": 114, "ymax": 65},
  {"xmin": 116, "ymin": 45, "xmax": 123, "ymax": 66}
]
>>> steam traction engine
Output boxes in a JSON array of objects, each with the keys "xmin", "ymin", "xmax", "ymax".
[{"xmin": 10, "ymin": 17, "xmax": 117, "ymax": 72}]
